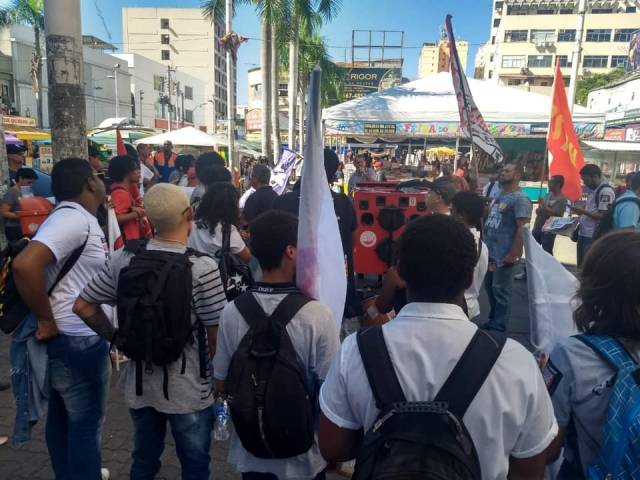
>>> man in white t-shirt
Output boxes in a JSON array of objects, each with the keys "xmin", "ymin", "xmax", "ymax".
[
  {"xmin": 13, "ymin": 158, "xmax": 110, "ymax": 480},
  {"xmin": 214, "ymin": 210, "xmax": 340, "ymax": 480},
  {"xmin": 319, "ymin": 215, "xmax": 557, "ymax": 479}
]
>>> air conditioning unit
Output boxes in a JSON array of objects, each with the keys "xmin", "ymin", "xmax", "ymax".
[{"xmin": 544, "ymin": 40, "xmax": 555, "ymax": 47}]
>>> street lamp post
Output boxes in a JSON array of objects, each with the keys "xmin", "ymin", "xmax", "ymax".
[{"xmin": 108, "ymin": 63, "xmax": 121, "ymax": 119}]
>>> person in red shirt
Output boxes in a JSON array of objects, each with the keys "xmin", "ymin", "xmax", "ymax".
[{"xmin": 108, "ymin": 155, "xmax": 149, "ymax": 241}]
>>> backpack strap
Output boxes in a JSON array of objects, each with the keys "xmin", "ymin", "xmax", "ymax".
[
  {"xmin": 357, "ymin": 326, "xmax": 406, "ymax": 410},
  {"xmin": 234, "ymin": 292, "xmax": 269, "ymax": 332},
  {"xmin": 269, "ymin": 293, "xmax": 311, "ymax": 331},
  {"xmin": 434, "ymin": 329, "xmax": 506, "ymax": 418},
  {"xmin": 594, "ymin": 183, "xmax": 611, "ymax": 207},
  {"xmin": 575, "ymin": 334, "xmax": 638, "ymax": 372},
  {"xmin": 47, "ymin": 207, "xmax": 91, "ymax": 297}
]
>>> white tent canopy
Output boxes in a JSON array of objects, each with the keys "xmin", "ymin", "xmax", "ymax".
[
  {"xmin": 133, "ymin": 126, "xmax": 219, "ymax": 147},
  {"xmin": 323, "ymin": 72, "xmax": 604, "ymax": 126}
]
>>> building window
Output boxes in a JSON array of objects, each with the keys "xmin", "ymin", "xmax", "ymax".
[
  {"xmin": 278, "ymin": 84, "xmax": 288, "ymax": 97},
  {"xmin": 506, "ymin": 6, "xmax": 527, "ymax": 15},
  {"xmin": 558, "ymin": 29, "xmax": 576, "ymax": 42},
  {"xmin": 583, "ymin": 55, "xmax": 609, "ymax": 68},
  {"xmin": 627, "ymin": 6, "xmax": 637, "ymax": 13},
  {"xmin": 184, "ymin": 109, "xmax": 194, "ymax": 123},
  {"xmin": 505, "ymin": 30, "xmax": 528, "ymax": 42},
  {"xmin": 585, "ymin": 29, "xmax": 611, "ymax": 42},
  {"xmin": 591, "ymin": 8, "xmax": 613, "ymax": 14},
  {"xmin": 153, "ymin": 75, "xmax": 165, "ymax": 92},
  {"xmin": 488, "ymin": 71, "xmax": 493, "ymax": 79},
  {"xmin": 161, "ymin": 50, "xmax": 170, "ymax": 60},
  {"xmin": 491, "ymin": 36, "xmax": 496, "ymax": 45},
  {"xmin": 501, "ymin": 55, "xmax": 526, "ymax": 68},
  {"xmin": 493, "ymin": 18, "xmax": 501, "ymax": 27},
  {"xmin": 560, "ymin": 8, "xmax": 574, "ymax": 14},
  {"xmin": 495, "ymin": 1, "xmax": 503, "ymax": 10},
  {"xmin": 531, "ymin": 30, "xmax": 555, "ymax": 43},
  {"xmin": 611, "ymin": 55, "xmax": 629, "ymax": 69},
  {"xmin": 539, "ymin": 81, "xmax": 549, "ymax": 87},
  {"xmin": 556, "ymin": 55, "xmax": 573, "ymax": 68},
  {"xmin": 507, "ymin": 79, "xmax": 522, "ymax": 86},
  {"xmin": 184, "ymin": 86, "xmax": 193, "ymax": 100},
  {"xmin": 161, "ymin": 34, "xmax": 170, "ymax": 45},
  {"xmin": 161, "ymin": 18, "xmax": 170, "ymax": 29},
  {"xmin": 614, "ymin": 29, "xmax": 637, "ymax": 42},
  {"xmin": 536, "ymin": 8, "xmax": 555, "ymax": 14},
  {"xmin": 527, "ymin": 55, "xmax": 552, "ymax": 68}
]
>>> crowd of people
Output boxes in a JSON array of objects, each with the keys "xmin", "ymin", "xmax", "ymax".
[{"xmin": 1, "ymin": 141, "xmax": 640, "ymax": 480}]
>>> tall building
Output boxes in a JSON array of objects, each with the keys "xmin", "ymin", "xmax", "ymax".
[
  {"xmin": 475, "ymin": 0, "xmax": 640, "ymax": 95},
  {"xmin": 0, "ymin": 25, "xmax": 132, "ymax": 128},
  {"xmin": 418, "ymin": 41, "xmax": 468, "ymax": 78},
  {"xmin": 112, "ymin": 53, "xmax": 207, "ymax": 130},
  {"xmin": 122, "ymin": 7, "xmax": 234, "ymax": 133}
]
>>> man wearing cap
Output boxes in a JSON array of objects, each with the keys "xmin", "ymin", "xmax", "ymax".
[
  {"xmin": 7, "ymin": 143, "xmax": 27, "ymax": 186},
  {"xmin": 151, "ymin": 140, "xmax": 177, "ymax": 183},
  {"xmin": 424, "ymin": 177, "xmax": 456, "ymax": 215},
  {"xmin": 73, "ymin": 183, "xmax": 226, "ymax": 479}
]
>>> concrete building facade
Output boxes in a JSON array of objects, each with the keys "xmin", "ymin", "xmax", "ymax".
[
  {"xmin": 475, "ymin": 0, "xmax": 640, "ymax": 95},
  {"xmin": 112, "ymin": 53, "xmax": 207, "ymax": 131},
  {"xmin": 418, "ymin": 41, "xmax": 468, "ymax": 78},
  {"xmin": 0, "ymin": 25, "xmax": 132, "ymax": 128},
  {"xmin": 122, "ymin": 7, "xmax": 234, "ymax": 133}
]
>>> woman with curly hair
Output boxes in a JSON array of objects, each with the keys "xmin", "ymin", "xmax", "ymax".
[
  {"xmin": 188, "ymin": 182, "xmax": 251, "ymax": 263},
  {"xmin": 545, "ymin": 230, "xmax": 640, "ymax": 478}
]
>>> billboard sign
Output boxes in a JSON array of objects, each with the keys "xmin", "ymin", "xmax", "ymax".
[{"xmin": 341, "ymin": 67, "xmax": 402, "ymax": 100}]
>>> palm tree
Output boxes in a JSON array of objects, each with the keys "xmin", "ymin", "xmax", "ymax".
[
  {"xmin": 0, "ymin": 0, "xmax": 44, "ymax": 128},
  {"xmin": 202, "ymin": 0, "xmax": 289, "ymax": 162},
  {"xmin": 285, "ymin": 30, "xmax": 342, "ymax": 152},
  {"xmin": 287, "ymin": 1, "xmax": 340, "ymax": 152}
]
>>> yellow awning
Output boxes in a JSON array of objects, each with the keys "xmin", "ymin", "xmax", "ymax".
[{"xmin": 6, "ymin": 127, "xmax": 51, "ymax": 141}]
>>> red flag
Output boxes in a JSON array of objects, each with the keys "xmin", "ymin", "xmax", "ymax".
[
  {"xmin": 547, "ymin": 62, "xmax": 585, "ymax": 201},
  {"xmin": 116, "ymin": 129, "xmax": 128, "ymax": 156}
]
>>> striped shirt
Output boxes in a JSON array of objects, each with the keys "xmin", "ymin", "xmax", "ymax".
[{"xmin": 80, "ymin": 239, "xmax": 226, "ymax": 413}]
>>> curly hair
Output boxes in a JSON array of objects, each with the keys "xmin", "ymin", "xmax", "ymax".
[
  {"xmin": 195, "ymin": 182, "xmax": 240, "ymax": 234},
  {"xmin": 397, "ymin": 214, "xmax": 476, "ymax": 302},
  {"xmin": 574, "ymin": 230, "xmax": 640, "ymax": 339},
  {"xmin": 107, "ymin": 155, "xmax": 139, "ymax": 182}
]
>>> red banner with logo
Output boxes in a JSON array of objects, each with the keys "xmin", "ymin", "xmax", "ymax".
[{"xmin": 547, "ymin": 62, "xmax": 585, "ymax": 201}]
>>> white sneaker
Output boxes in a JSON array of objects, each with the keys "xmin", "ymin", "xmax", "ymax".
[{"xmin": 101, "ymin": 468, "xmax": 110, "ymax": 480}]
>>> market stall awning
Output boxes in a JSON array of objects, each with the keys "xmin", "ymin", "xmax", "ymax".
[
  {"xmin": 133, "ymin": 126, "xmax": 218, "ymax": 147},
  {"xmin": 581, "ymin": 140, "xmax": 640, "ymax": 152},
  {"xmin": 323, "ymin": 72, "xmax": 604, "ymax": 137},
  {"xmin": 5, "ymin": 126, "xmax": 51, "ymax": 141}
]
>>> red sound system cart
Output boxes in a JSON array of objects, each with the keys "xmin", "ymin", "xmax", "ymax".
[{"xmin": 352, "ymin": 181, "xmax": 434, "ymax": 275}]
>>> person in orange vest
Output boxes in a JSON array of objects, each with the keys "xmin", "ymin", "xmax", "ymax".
[{"xmin": 152, "ymin": 140, "xmax": 177, "ymax": 183}]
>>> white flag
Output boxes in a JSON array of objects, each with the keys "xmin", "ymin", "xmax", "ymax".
[
  {"xmin": 524, "ymin": 227, "xmax": 578, "ymax": 353},
  {"xmin": 296, "ymin": 66, "xmax": 347, "ymax": 327},
  {"xmin": 107, "ymin": 204, "xmax": 124, "ymax": 253}
]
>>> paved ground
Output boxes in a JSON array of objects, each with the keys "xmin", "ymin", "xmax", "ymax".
[{"xmin": 0, "ymin": 239, "xmax": 577, "ymax": 479}]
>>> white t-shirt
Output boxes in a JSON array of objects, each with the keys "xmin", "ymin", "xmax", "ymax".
[
  {"xmin": 33, "ymin": 201, "xmax": 109, "ymax": 336},
  {"xmin": 188, "ymin": 222, "xmax": 246, "ymax": 258},
  {"xmin": 214, "ymin": 285, "xmax": 340, "ymax": 479},
  {"xmin": 239, "ymin": 187, "xmax": 255, "ymax": 209},
  {"xmin": 465, "ymin": 228, "xmax": 488, "ymax": 319},
  {"xmin": 320, "ymin": 303, "xmax": 558, "ymax": 480}
]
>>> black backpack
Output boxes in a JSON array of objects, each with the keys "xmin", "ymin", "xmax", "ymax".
[
  {"xmin": 226, "ymin": 291, "xmax": 315, "ymax": 459},
  {"xmin": 114, "ymin": 240, "xmax": 206, "ymax": 399},
  {"xmin": 0, "ymin": 206, "xmax": 89, "ymax": 334},
  {"xmin": 593, "ymin": 195, "xmax": 640, "ymax": 240},
  {"xmin": 216, "ymin": 223, "xmax": 253, "ymax": 301},
  {"xmin": 354, "ymin": 326, "xmax": 506, "ymax": 480}
]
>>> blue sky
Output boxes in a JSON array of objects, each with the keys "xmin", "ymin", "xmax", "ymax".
[{"xmin": 5, "ymin": 0, "xmax": 493, "ymax": 104}]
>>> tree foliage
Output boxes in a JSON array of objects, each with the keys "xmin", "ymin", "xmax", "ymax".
[
  {"xmin": 576, "ymin": 68, "xmax": 627, "ymax": 106},
  {"xmin": 0, "ymin": 0, "xmax": 44, "ymax": 31}
]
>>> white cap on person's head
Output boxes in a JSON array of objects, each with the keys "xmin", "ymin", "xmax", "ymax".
[{"xmin": 144, "ymin": 183, "xmax": 190, "ymax": 234}]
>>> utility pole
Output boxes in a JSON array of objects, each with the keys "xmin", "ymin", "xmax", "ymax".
[
  {"xmin": 225, "ymin": 1, "xmax": 236, "ymax": 171},
  {"xmin": 568, "ymin": 0, "xmax": 587, "ymax": 112},
  {"xmin": 44, "ymin": 0, "xmax": 87, "ymax": 160},
  {"xmin": 167, "ymin": 65, "xmax": 175, "ymax": 131},
  {"xmin": 139, "ymin": 90, "xmax": 144, "ymax": 125},
  {"xmin": 112, "ymin": 63, "xmax": 120, "ymax": 118}
]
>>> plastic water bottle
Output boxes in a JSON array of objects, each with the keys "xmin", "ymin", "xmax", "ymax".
[{"xmin": 213, "ymin": 397, "xmax": 230, "ymax": 441}]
